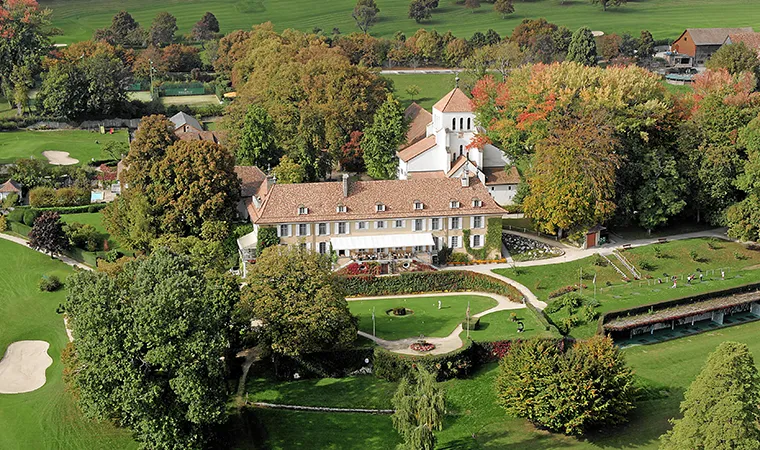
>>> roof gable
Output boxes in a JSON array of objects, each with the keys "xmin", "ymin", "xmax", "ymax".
[
  {"xmin": 234, "ymin": 165, "xmax": 267, "ymax": 197},
  {"xmin": 0, "ymin": 179, "xmax": 22, "ymax": 193},
  {"xmin": 433, "ymin": 88, "xmax": 472, "ymax": 113},
  {"xmin": 403, "ymin": 102, "xmax": 432, "ymax": 146},
  {"xmin": 170, "ymin": 111, "xmax": 203, "ymax": 132},
  {"xmin": 397, "ymin": 135, "xmax": 437, "ymax": 162},
  {"xmin": 685, "ymin": 27, "xmax": 754, "ymax": 45}
]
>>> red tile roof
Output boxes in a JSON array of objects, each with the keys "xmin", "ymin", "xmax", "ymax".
[
  {"xmin": 484, "ymin": 166, "xmax": 520, "ymax": 185},
  {"xmin": 403, "ymin": 102, "xmax": 432, "ymax": 146},
  {"xmin": 0, "ymin": 179, "xmax": 22, "ymax": 193},
  {"xmin": 251, "ymin": 177, "xmax": 503, "ymax": 225},
  {"xmin": 397, "ymin": 135, "xmax": 437, "ymax": 162},
  {"xmin": 727, "ymin": 32, "xmax": 760, "ymax": 53},
  {"xmin": 234, "ymin": 165, "xmax": 267, "ymax": 197},
  {"xmin": 433, "ymin": 88, "xmax": 472, "ymax": 113},
  {"xmin": 175, "ymin": 130, "xmax": 228, "ymax": 145}
]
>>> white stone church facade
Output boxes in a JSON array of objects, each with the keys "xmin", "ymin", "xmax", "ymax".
[{"xmin": 397, "ymin": 87, "xmax": 520, "ymax": 205}]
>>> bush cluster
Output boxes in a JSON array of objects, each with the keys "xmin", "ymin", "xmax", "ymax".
[
  {"xmin": 547, "ymin": 284, "xmax": 587, "ymax": 299},
  {"xmin": 374, "ymin": 342, "xmax": 475, "ymax": 382},
  {"xmin": 545, "ymin": 292, "xmax": 600, "ymax": 334},
  {"xmin": 335, "ymin": 270, "xmax": 522, "ymax": 300},
  {"xmin": 39, "ymin": 275, "xmax": 62, "ymax": 292},
  {"xmin": 271, "ymin": 348, "xmax": 375, "ymax": 380},
  {"xmin": 29, "ymin": 187, "xmax": 90, "ymax": 208},
  {"xmin": 64, "ymin": 222, "xmax": 105, "ymax": 252}
]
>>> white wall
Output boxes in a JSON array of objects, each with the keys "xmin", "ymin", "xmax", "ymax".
[
  {"xmin": 488, "ymin": 184, "xmax": 518, "ymax": 205},
  {"xmin": 407, "ymin": 147, "xmax": 443, "ymax": 173},
  {"xmin": 483, "ymin": 144, "xmax": 510, "ymax": 168}
]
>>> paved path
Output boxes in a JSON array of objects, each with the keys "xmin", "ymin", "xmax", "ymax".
[
  {"xmin": 349, "ymin": 291, "xmax": 524, "ymax": 355},
  {"xmin": 379, "ymin": 68, "xmax": 460, "ymax": 75}
]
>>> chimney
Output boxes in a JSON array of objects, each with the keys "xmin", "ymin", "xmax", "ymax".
[
  {"xmin": 262, "ymin": 175, "xmax": 276, "ymax": 197},
  {"xmin": 342, "ymin": 173, "xmax": 350, "ymax": 198},
  {"xmin": 461, "ymin": 164, "xmax": 470, "ymax": 187}
]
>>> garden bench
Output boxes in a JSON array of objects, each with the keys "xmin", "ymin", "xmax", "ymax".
[{"xmin": 621, "ymin": 243, "xmax": 632, "ymax": 250}]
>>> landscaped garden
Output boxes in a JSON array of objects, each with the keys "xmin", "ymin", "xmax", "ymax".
[
  {"xmin": 348, "ymin": 294, "xmax": 497, "ymax": 340},
  {"xmin": 239, "ymin": 319, "xmax": 760, "ymax": 450},
  {"xmin": 0, "ymin": 239, "xmax": 137, "ymax": 449},
  {"xmin": 495, "ymin": 238, "xmax": 760, "ymax": 337},
  {"xmin": 460, "ymin": 309, "xmax": 557, "ymax": 342},
  {"xmin": 0, "ymin": 129, "xmax": 128, "ymax": 164},
  {"xmin": 502, "ymin": 232, "xmax": 564, "ymax": 262}
]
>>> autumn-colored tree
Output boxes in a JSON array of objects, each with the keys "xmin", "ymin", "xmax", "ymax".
[
  {"xmin": 28, "ymin": 211, "xmax": 68, "ymax": 257},
  {"xmin": 509, "ymin": 18, "xmax": 558, "ymax": 49},
  {"xmin": 148, "ymin": 12, "xmax": 177, "ymax": 47},
  {"xmin": 339, "ymin": 130, "xmax": 365, "ymax": 172},
  {"xmin": 213, "ymin": 29, "xmax": 252, "ymax": 75},
  {"xmin": 706, "ymin": 42, "xmax": 760, "ymax": 76},
  {"xmin": 122, "ymin": 115, "xmax": 176, "ymax": 189},
  {"xmin": 599, "ymin": 33, "xmax": 622, "ymax": 61},
  {"xmin": 464, "ymin": 0, "xmax": 481, "ymax": 12},
  {"xmin": 132, "ymin": 46, "xmax": 168, "ymax": 79},
  {"xmin": 191, "ymin": 12, "xmax": 219, "ymax": 41},
  {"xmin": 523, "ymin": 113, "xmax": 620, "ymax": 236},
  {"xmin": 272, "ymin": 155, "xmax": 306, "ymax": 184},
  {"xmin": 162, "ymin": 44, "xmax": 201, "ymax": 72},
  {"xmin": 93, "ymin": 11, "xmax": 145, "ymax": 46},
  {"xmin": 494, "ymin": 0, "xmax": 515, "ymax": 18}
]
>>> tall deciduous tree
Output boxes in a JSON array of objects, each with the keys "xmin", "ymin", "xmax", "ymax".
[
  {"xmin": 123, "ymin": 114, "xmax": 176, "ymax": 189},
  {"xmin": 28, "ymin": 211, "xmax": 68, "ymax": 257},
  {"xmin": 64, "ymin": 249, "xmax": 239, "ymax": 449},
  {"xmin": 494, "ymin": 0, "xmax": 515, "ymax": 18},
  {"xmin": 94, "ymin": 11, "xmax": 145, "ymax": 46},
  {"xmin": 149, "ymin": 12, "xmax": 178, "ymax": 47},
  {"xmin": 727, "ymin": 115, "xmax": 760, "ymax": 241},
  {"xmin": 637, "ymin": 30, "xmax": 655, "ymax": 61},
  {"xmin": 352, "ymin": 0, "xmax": 379, "ymax": 34},
  {"xmin": 523, "ymin": 114, "xmax": 619, "ymax": 236},
  {"xmin": 362, "ymin": 94, "xmax": 408, "ymax": 179},
  {"xmin": 661, "ymin": 342, "xmax": 760, "ymax": 449},
  {"xmin": 272, "ymin": 154, "xmax": 306, "ymax": 184},
  {"xmin": 237, "ymin": 246, "xmax": 357, "ymax": 356},
  {"xmin": 191, "ymin": 12, "xmax": 220, "ymax": 41},
  {"xmin": 567, "ymin": 27, "xmax": 597, "ymax": 66},
  {"xmin": 408, "ymin": 0, "xmax": 437, "ymax": 23},
  {"xmin": 590, "ymin": 0, "xmax": 626, "ymax": 11},
  {"xmin": 706, "ymin": 42, "xmax": 760, "ymax": 76},
  {"xmin": 464, "ymin": 0, "xmax": 481, "ymax": 12},
  {"xmin": 238, "ymin": 104, "xmax": 280, "ymax": 168},
  {"xmin": 392, "ymin": 367, "xmax": 445, "ymax": 450}
]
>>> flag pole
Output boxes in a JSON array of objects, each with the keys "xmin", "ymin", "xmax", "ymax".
[{"xmin": 372, "ymin": 307, "xmax": 376, "ymax": 337}]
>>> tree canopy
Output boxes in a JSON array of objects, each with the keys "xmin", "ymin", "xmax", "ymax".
[
  {"xmin": 64, "ymin": 249, "xmax": 239, "ymax": 449},
  {"xmin": 392, "ymin": 367, "xmax": 445, "ymax": 450},
  {"xmin": 149, "ymin": 12, "xmax": 178, "ymax": 47},
  {"xmin": 237, "ymin": 104, "xmax": 280, "ymax": 168},
  {"xmin": 237, "ymin": 246, "xmax": 357, "ymax": 356},
  {"xmin": 661, "ymin": 342, "xmax": 760, "ymax": 450},
  {"xmin": 28, "ymin": 211, "xmax": 68, "ymax": 257},
  {"xmin": 567, "ymin": 27, "xmax": 597, "ymax": 66},
  {"xmin": 362, "ymin": 93, "xmax": 408, "ymax": 179}
]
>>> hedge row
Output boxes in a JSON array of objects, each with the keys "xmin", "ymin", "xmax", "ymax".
[
  {"xmin": 271, "ymin": 348, "xmax": 375, "ymax": 380},
  {"xmin": 334, "ymin": 270, "xmax": 522, "ymax": 301},
  {"xmin": 11, "ymin": 204, "xmax": 106, "ymax": 215}
]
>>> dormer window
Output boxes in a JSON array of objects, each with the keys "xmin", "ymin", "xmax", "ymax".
[
  {"xmin": 376, "ymin": 203, "xmax": 386, "ymax": 212},
  {"xmin": 450, "ymin": 200, "xmax": 460, "ymax": 209},
  {"xmin": 472, "ymin": 198, "xmax": 482, "ymax": 208},
  {"xmin": 336, "ymin": 204, "xmax": 346, "ymax": 213},
  {"xmin": 413, "ymin": 201, "xmax": 423, "ymax": 210},
  {"xmin": 298, "ymin": 205, "xmax": 308, "ymax": 215}
]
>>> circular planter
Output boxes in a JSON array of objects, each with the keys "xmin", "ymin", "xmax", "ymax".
[
  {"xmin": 386, "ymin": 307, "xmax": 414, "ymax": 317},
  {"xmin": 410, "ymin": 342, "xmax": 435, "ymax": 352}
]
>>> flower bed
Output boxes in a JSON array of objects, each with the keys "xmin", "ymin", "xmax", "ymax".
[
  {"xmin": 410, "ymin": 341, "xmax": 435, "ymax": 352},
  {"xmin": 502, "ymin": 233, "xmax": 564, "ymax": 261},
  {"xmin": 447, "ymin": 258, "xmax": 508, "ymax": 266},
  {"xmin": 336, "ymin": 262, "xmax": 385, "ymax": 276}
]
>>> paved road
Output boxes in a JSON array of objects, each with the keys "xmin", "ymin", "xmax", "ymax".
[{"xmin": 349, "ymin": 291, "xmax": 524, "ymax": 355}]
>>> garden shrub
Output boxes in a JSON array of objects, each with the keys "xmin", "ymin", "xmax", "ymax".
[
  {"xmin": 374, "ymin": 342, "xmax": 475, "ymax": 382},
  {"xmin": 2, "ymin": 192, "xmax": 19, "ymax": 208},
  {"xmin": 639, "ymin": 260, "xmax": 655, "ymax": 271},
  {"xmin": 448, "ymin": 252, "xmax": 471, "ymax": 263},
  {"xmin": 335, "ymin": 270, "xmax": 522, "ymax": 300},
  {"xmin": 0, "ymin": 214, "xmax": 6, "ymax": 232},
  {"xmin": 548, "ymin": 284, "xmax": 586, "ymax": 299},
  {"xmin": 29, "ymin": 187, "xmax": 56, "ymax": 208},
  {"xmin": 39, "ymin": 275, "xmax": 62, "ymax": 292},
  {"xmin": 64, "ymin": 222, "xmax": 103, "ymax": 252},
  {"xmin": 29, "ymin": 187, "xmax": 90, "ymax": 208},
  {"xmin": 87, "ymin": 205, "xmax": 98, "ymax": 213},
  {"xmin": 272, "ymin": 348, "xmax": 375, "ymax": 380},
  {"xmin": 23, "ymin": 209, "xmax": 40, "ymax": 226},
  {"xmin": 594, "ymin": 255, "xmax": 608, "ymax": 266}
]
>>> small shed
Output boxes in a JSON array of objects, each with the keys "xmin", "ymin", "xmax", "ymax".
[
  {"xmin": 0, "ymin": 179, "xmax": 22, "ymax": 202},
  {"xmin": 584, "ymin": 224, "xmax": 607, "ymax": 249}
]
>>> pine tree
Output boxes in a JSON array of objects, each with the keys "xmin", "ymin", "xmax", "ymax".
[
  {"xmin": 567, "ymin": 26, "xmax": 597, "ymax": 66},
  {"xmin": 661, "ymin": 342, "xmax": 760, "ymax": 450},
  {"xmin": 392, "ymin": 368, "xmax": 445, "ymax": 450},
  {"xmin": 637, "ymin": 30, "xmax": 655, "ymax": 60},
  {"xmin": 362, "ymin": 94, "xmax": 407, "ymax": 180}
]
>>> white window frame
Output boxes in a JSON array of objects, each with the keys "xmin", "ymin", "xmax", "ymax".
[
  {"xmin": 431, "ymin": 217, "xmax": 440, "ymax": 231},
  {"xmin": 375, "ymin": 220, "xmax": 386, "ymax": 229},
  {"xmin": 318, "ymin": 241, "xmax": 327, "ymax": 254},
  {"xmin": 472, "ymin": 234, "xmax": 482, "ymax": 248},
  {"xmin": 413, "ymin": 218, "xmax": 425, "ymax": 232},
  {"xmin": 450, "ymin": 200, "xmax": 460, "ymax": 209},
  {"xmin": 450, "ymin": 217, "xmax": 461, "ymax": 230},
  {"xmin": 297, "ymin": 223, "xmax": 309, "ymax": 237},
  {"xmin": 376, "ymin": 203, "xmax": 386, "ymax": 212},
  {"xmin": 472, "ymin": 199, "xmax": 482, "ymax": 207},
  {"xmin": 298, "ymin": 206, "xmax": 308, "ymax": 215},
  {"xmin": 414, "ymin": 201, "xmax": 423, "ymax": 210},
  {"xmin": 393, "ymin": 219, "xmax": 405, "ymax": 229},
  {"xmin": 472, "ymin": 216, "xmax": 484, "ymax": 229},
  {"xmin": 337, "ymin": 222, "xmax": 348, "ymax": 235},
  {"xmin": 336, "ymin": 204, "xmax": 346, "ymax": 213},
  {"xmin": 356, "ymin": 221, "xmax": 368, "ymax": 231},
  {"xmin": 318, "ymin": 223, "xmax": 328, "ymax": 236},
  {"xmin": 450, "ymin": 235, "xmax": 460, "ymax": 248},
  {"xmin": 278, "ymin": 224, "xmax": 290, "ymax": 237}
]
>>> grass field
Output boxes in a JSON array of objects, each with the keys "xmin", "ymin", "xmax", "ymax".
[
  {"xmin": 383, "ymin": 73, "xmax": 457, "ymax": 110},
  {"xmin": 40, "ymin": 0, "xmax": 760, "ymax": 45},
  {"xmin": 348, "ymin": 294, "xmax": 497, "ymax": 340},
  {"xmin": 59, "ymin": 212, "xmax": 122, "ymax": 252},
  {"xmin": 460, "ymin": 309, "xmax": 557, "ymax": 342},
  {"xmin": 495, "ymin": 238, "xmax": 760, "ymax": 337},
  {"xmin": 0, "ymin": 129, "xmax": 128, "ymax": 165},
  {"xmin": 0, "ymin": 239, "xmax": 137, "ymax": 449},
  {"xmin": 244, "ymin": 319, "xmax": 760, "ymax": 450}
]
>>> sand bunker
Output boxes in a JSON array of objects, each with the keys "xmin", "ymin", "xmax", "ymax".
[
  {"xmin": 42, "ymin": 151, "xmax": 79, "ymax": 165},
  {"xmin": 0, "ymin": 340, "xmax": 53, "ymax": 394}
]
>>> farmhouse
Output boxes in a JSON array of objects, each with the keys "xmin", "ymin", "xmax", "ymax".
[
  {"xmin": 723, "ymin": 32, "xmax": 760, "ymax": 56},
  {"xmin": 671, "ymin": 27, "xmax": 754, "ymax": 65},
  {"xmin": 237, "ymin": 172, "xmax": 504, "ymax": 267},
  {"xmin": 397, "ymin": 87, "xmax": 520, "ymax": 205},
  {"xmin": 169, "ymin": 111, "xmax": 226, "ymax": 144}
]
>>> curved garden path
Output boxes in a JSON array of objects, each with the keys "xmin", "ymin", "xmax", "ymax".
[{"xmin": 349, "ymin": 291, "xmax": 525, "ymax": 355}]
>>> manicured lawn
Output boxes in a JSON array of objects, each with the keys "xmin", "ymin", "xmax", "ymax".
[
  {"xmin": 460, "ymin": 309, "xmax": 558, "ymax": 342},
  {"xmin": 495, "ymin": 238, "xmax": 760, "ymax": 337},
  {"xmin": 383, "ymin": 73, "xmax": 457, "ymax": 110},
  {"xmin": 348, "ymin": 295, "xmax": 497, "ymax": 340},
  {"xmin": 41, "ymin": 0, "xmax": 760, "ymax": 45},
  {"xmin": 0, "ymin": 129, "xmax": 128, "ymax": 164},
  {"xmin": 0, "ymin": 239, "xmax": 137, "ymax": 449},
  {"xmin": 59, "ymin": 212, "xmax": 121, "ymax": 251},
  {"xmin": 247, "ymin": 375, "xmax": 397, "ymax": 409},
  {"xmin": 248, "ymin": 319, "xmax": 760, "ymax": 450}
]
